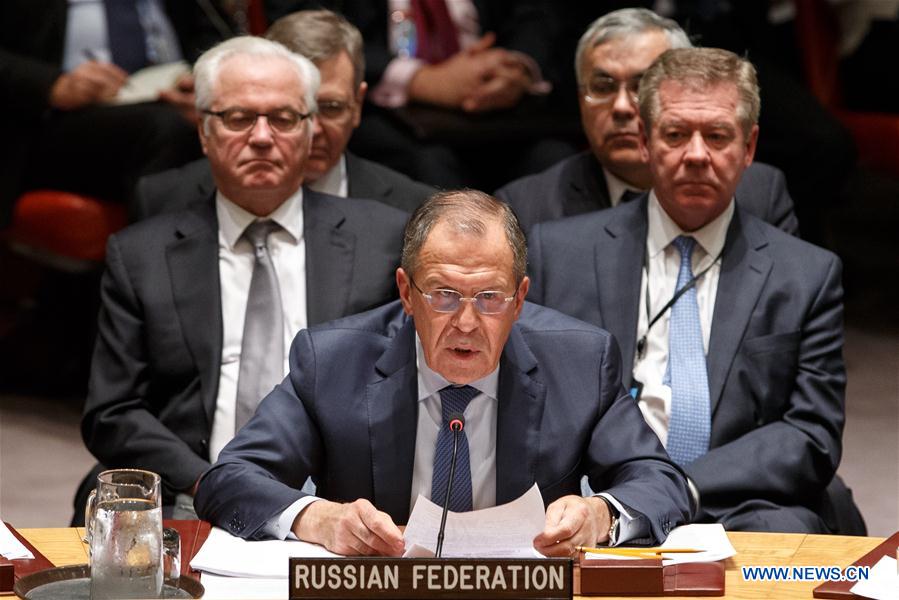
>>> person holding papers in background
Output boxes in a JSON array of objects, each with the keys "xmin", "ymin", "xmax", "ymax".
[
  {"xmin": 195, "ymin": 190, "xmax": 692, "ymax": 557},
  {"xmin": 527, "ymin": 47, "xmax": 865, "ymax": 535},
  {"xmin": 0, "ymin": 0, "xmax": 239, "ymax": 225}
]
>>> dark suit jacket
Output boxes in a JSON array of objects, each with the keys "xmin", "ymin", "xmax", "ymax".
[
  {"xmin": 495, "ymin": 151, "xmax": 800, "ymax": 236},
  {"xmin": 527, "ymin": 197, "xmax": 846, "ymax": 532},
  {"xmin": 195, "ymin": 300, "xmax": 692, "ymax": 543},
  {"xmin": 81, "ymin": 188, "xmax": 408, "ymax": 503},
  {"xmin": 134, "ymin": 153, "xmax": 433, "ymax": 220}
]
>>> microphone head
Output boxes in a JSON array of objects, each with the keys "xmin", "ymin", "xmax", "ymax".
[{"xmin": 448, "ymin": 412, "xmax": 465, "ymax": 432}]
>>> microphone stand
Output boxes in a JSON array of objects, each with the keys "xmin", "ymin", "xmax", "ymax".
[{"xmin": 435, "ymin": 414, "xmax": 464, "ymax": 558}]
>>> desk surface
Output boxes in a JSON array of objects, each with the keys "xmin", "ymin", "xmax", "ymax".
[{"xmin": 17, "ymin": 528, "xmax": 884, "ymax": 600}]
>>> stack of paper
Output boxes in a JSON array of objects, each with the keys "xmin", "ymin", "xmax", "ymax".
[
  {"xmin": 582, "ymin": 523, "xmax": 736, "ymax": 565},
  {"xmin": 0, "ymin": 521, "xmax": 34, "ymax": 560},
  {"xmin": 403, "ymin": 483, "xmax": 546, "ymax": 558},
  {"xmin": 850, "ymin": 556, "xmax": 899, "ymax": 600},
  {"xmin": 190, "ymin": 527, "xmax": 338, "ymax": 578}
]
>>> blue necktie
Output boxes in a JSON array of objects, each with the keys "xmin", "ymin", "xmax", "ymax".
[
  {"xmin": 431, "ymin": 385, "xmax": 478, "ymax": 512},
  {"xmin": 664, "ymin": 236, "xmax": 711, "ymax": 465},
  {"xmin": 104, "ymin": 0, "xmax": 148, "ymax": 73}
]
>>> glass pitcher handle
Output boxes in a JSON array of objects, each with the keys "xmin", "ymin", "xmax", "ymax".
[{"xmin": 82, "ymin": 489, "xmax": 97, "ymax": 548}]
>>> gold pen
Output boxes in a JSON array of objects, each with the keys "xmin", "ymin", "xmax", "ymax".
[{"xmin": 576, "ymin": 546, "xmax": 703, "ymax": 558}]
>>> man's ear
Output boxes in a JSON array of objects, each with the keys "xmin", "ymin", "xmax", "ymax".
[
  {"xmin": 198, "ymin": 119, "xmax": 210, "ymax": 155},
  {"xmin": 639, "ymin": 121, "xmax": 650, "ymax": 163},
  {"xmin": 397, "ymin": 268, "xmax": 414, "ymax": 315},
  {"xmin": 353, "ymin": 82, "xmax": 367, "ymax": 128},
  {"xmin": 744, "ymin": 124, "xmax": 759, "ymax": 167},
  {"xmin": 512, "ymin": 276, "xmax": 530, "ymax": 320}
]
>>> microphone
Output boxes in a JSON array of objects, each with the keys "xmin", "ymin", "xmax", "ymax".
[{"xmin": 435, "ymin": 412, "xmax": 465, "ymax": 558}]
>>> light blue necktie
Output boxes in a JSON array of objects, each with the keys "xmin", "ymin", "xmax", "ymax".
[
  {"xmin": 664, "ymin": 236, "xmax": 711, "ymax": 465},
  {"xmin": 430, "ymin": 385, "xmax": 477, "ymax": 512}
]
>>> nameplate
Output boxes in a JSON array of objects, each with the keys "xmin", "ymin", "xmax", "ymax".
[{"xmin": 289, "ymin": 557, "xmax": 572, "ymax": 599}]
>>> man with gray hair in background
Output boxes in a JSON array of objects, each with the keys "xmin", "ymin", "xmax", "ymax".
[
  {"xmin": 497, "ymin": 8, "xmax": 798, "ymax": 237},
  {"xmin": 528, "ymin": 47, "xmax": 864, "ymax": 534},
  {"xmin": 76, "ymin": 36, "xmax": 408, "ymax": 521},
  {"xmin": 136, "ymin": 9, "xmax": 434, "ymax": 219}
]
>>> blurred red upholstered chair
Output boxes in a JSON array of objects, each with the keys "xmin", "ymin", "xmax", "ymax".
[
  {"xmin": 794, "ymin": 0, "xmax": 899, "ymax": 176},
  {"xmin": 6, "ymin": 190, "xmax": 127, "ymax": 271}
]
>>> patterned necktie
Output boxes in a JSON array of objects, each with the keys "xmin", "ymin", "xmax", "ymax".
[
  {"xmin": 412, "ymin": 0, "xmax": 460, "ymax": 64},
  {"xmin": 431, "ymin": 385, "xmax": 478, "ymax": 512},
  {"xmin": 234, "ymin": 220, "xmax": 284, "ymax": 431},
  {"xmin": 664, "ymin": 236, "xmax": 711, "ymax": 465},
  {"xmin": 104, "ymin": 0, "xmax": 148, "ymax": 73}
]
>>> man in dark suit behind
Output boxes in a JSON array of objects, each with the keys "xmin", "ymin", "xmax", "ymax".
[
  {"xmin": 496, "ymin": 8, "xmax": 798, "ymax": 237},
  {"xmin": 135, "ymin": 9, "xmax": 433, "ymax": 220},
  {"xmin": 195, "ymin": 190, "xmax": 691, "ymax": 555},
  {"xmin": 528, "ymin": 47, "xmax": 863, "ymax": 534},
  {"xmin": 79, "ymin": 37, "xmax": 409, "ymax": 521}
]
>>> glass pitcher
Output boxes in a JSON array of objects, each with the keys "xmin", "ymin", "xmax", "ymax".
[{"xmin": 85, "ymin": 469, "xmax": 163, "ymax": 600}]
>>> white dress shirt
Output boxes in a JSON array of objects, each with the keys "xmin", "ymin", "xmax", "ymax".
[
  {"xmin": 411, "ymin": 336, "xmax": 499, "ymax": 513},
  {"xmin": 268, "ymin": 334, "xmax": 633, "ymax": 544},
  {"xmin": 307, "ymin": 154, "xmax": 348, "ymax": 198},
  {"xmin": 209, "ymin": 188, "xmax": 307, "ymax": 462},
  {"xmin": 631, "ymin": 192, "xmax": 733, "ymax": 447},
  {"xmin": 603, "ymin": 167, "xmax": 643, "ymax": 207}
]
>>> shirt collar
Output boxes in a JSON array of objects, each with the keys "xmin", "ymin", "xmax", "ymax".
[
  {"xmin": 307, "ymin": 154, "xmax": 348, "ymax": 198},
  {"xmin": 415, "ymin": 333, "xmax": 499, "ymax": 402},
  {"xmin": 646, "ymin": 190, "xmax": 734, "ymax": 261},
  {"xmin": 603, "ymin": 167, "xmax": 643, "ymax": 207},
  {"xmin": 216, "ymin": 186, "xmax": 305, "ymax": 250}
]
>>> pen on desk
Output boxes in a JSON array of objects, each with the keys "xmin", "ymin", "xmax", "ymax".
[{"xmin": 576, "ymin": 545, "xmax": 703, "ymax": 557}]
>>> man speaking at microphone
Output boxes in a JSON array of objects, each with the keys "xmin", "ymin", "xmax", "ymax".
[{"xmin": 195, "ymin": 190, "xmax": 691, "ymax": 556}]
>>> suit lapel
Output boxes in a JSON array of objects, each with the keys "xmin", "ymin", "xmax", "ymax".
[
  {"xmin": 707, "ymin": 211, "xmax": 772, "ymax": 414},
  {"xmin": 495, "ymin": 325, "xmax": 546, "ymax": 505},
  {"xmin": 165, "ymin": 200, "xmax": 222, "ymax": 426},
  {"xmin": 595, "ymin": 198, "xmax": 648, "ymax": 377},
  {"xmin": 303, "ymin": 188, "xmax": 355, "ymax": 325},
  {"xmin": 568, "ymin": 152, "xmax": 613, "ymax": 213},
  {"xmin": 345, "ymin": 152, "xmax": 391, "ymax": 200},
  {"xmin": 367, "ymin": 317, "xmax": 418, "ymax": 523}
]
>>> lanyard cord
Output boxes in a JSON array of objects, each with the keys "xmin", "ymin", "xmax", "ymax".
[{"xmin": 636, "ymin": 246, "xmax": 724, "ymax": 360}]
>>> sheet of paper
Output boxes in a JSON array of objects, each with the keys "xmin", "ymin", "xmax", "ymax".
[
  {"xmin": 110, "ymin": 61, "xmax": 190, "ymax": 105},
  {"xmin": 582, "ymin": 523, "xmax": 736, "ymax": 565},
  {"xmin": 201, "ymin": 574, "xmax": 287, "ymax": 599},
  {"xmin": 659, "ymin": 523, "xmax": 736, "ymax": 565},
  {"xmin": 850, "ymin": 555, "xmax": 899, "ymax": 600},
  {"xmin": 190, "ymin": 527, "xmax": 338, "ymax": 578},
  {"xmin": 0, "ymin": 521, "xmax": 34, "ymax": 560},
  {"xmin": 402, "ymin": 483, "xmax": 545, "ymax": 558}
]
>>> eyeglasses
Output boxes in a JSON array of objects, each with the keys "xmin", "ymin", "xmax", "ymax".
[
  {"xmin": 317, "ymin": 100, "xmax": 354, "ymax": 120},
  {"xmin": 410, "ymin": 277, "xmax": 515, "ymax": 315},
  {"xmin": 202, "ymin": 108, "xmax": 313, "ymax": 133},
  {"xmin": 582, "ymin": 73, "xmax": 642, "ymax": 105}
]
